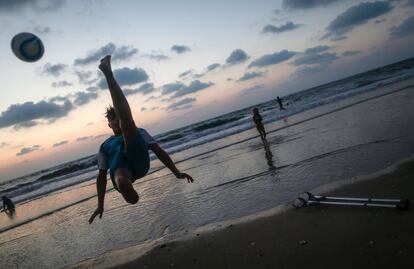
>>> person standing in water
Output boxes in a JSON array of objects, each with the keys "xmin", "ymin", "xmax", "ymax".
[
  {"xmin": 252, "ymin": 108, "xmax": 267, "ymax": 141},
  {"xmin": 2, "ymin": 196, "xmax": 15, "ymax": 215},
  {"xmin": 276, "ymin": 96, "xmax": 285, "ymax": 110},
  {"xmin": 89, "ymin": 55, "xmax": 194, "ymax": 224}
]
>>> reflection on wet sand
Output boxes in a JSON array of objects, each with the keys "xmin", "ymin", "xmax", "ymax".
[{"xmin": 262, "ymin": 139, "xmax": 276, "ymax": 171}]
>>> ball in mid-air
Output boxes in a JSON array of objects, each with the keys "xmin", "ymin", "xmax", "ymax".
[{"xmin": 11, "ymin": 32, "xmax": 44, "ymax": 62}]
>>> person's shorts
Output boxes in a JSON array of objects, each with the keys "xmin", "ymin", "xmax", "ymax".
[{"xmin": 109, "ymin": 132, "xmax": 150, "ymax": 191}]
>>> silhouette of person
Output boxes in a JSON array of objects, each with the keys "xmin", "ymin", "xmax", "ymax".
[
  {"xmin": 252, "ymin": 108, "xmax": 266, "ymax": 141},
  {"xmin": 277, "ymin": 96, "xmax": 285, "ymax": 110},
  {"xmin": 2, "ymin": 196, "xmax": 15, "ymax": 216},
  {"xmin": 89, "ymin": 55, "xmax": 194, "ymax": 224}
]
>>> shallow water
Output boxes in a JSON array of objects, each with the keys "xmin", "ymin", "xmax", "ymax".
[{"xmin": 1, "ymin": 79, "xmax": 414, "ymax": 269}]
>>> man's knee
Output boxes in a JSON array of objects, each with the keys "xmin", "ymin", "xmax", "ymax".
[{"xmin": 116, "ymin": 176, "xmax": 139, "ymax": 204}]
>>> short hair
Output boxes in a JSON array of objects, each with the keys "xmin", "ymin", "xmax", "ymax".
[{"xmin": 105, "ymin": 106, "xmax": 117, "ymax": 120}]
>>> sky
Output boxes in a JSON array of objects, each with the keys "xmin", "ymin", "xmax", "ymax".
[{"xmin": 0, "ymin": 0, "xmax": 414, "ymax": 181}]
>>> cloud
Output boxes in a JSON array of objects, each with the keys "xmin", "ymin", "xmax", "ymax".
[
  {"xmin": 390, "ymin": 15, "xmax": 414, "ymax": 37},
  {"xmin": 47, "ymin": 90, "xmax": 98, "ymax": 108},
  {"xmin": 112, "ymin": 45, "xmax": 139, "ymax": 61},
  {"xmin": 323, "ymin": 1, "xmax": 393, "ymax": 40},
  {"xmin": 0, "ymin": 0, "xmax": 33, "ymax": 12},
  {"xmin": 172, "ymin": 80, "xmax": 214, "ymax": 98},
  {"xmin": 145, "ymin": 96, "xmax": 157, "ymax": 102},
  {"xmin": 342, "ymin": 50, "xmax": 361, "ymax": 56},
  {"xmin": 207, "ymin": 63, "xmax": 221, "ymax": 71},
  {"xmin": 168, "ymin": 97, "xmax": 196, "ymax": 111},
  {"xmin": 290, "ymin": 46, "xmax": 338, "ymax": 77},
  {"xmin": 16, "ymin": 145, "xmax": 42, "ymax": 156},
  {"xmin": 292, "ymin": 46, "xmax": 338, "ymax": 65},
  {"xmin": 73, "ymin": 91, "xmax": 99, "ymax": 106},
  {"xmin": 171, "ymin": 45, "xmax": 191, "ymax": 54},
  {"xmin": 262, "ymin": 21, "xmax": 301, "ymax": 34},
  {"xmin": 13, "ymin": 121, "xmax": 39, "ymax": 130},
  {"xmin": 237, "ymin": 71, "xmax": 265, "ymax": 82},
  {"xmin": 144, "ymin": 53, "xmax": 169, "ymax": 61},
  {"xmin": 303, "ymin": 45, "xmax": 331, "ymax": 54},
  {"xmin": 53, "ymin": 140, "xmax": 68, "ymax": 147},
  {"xmin": 76, "ymin": 136, "xmax": 92, "ymax": 142},
  {"xmin": 179, "ymin": 70, "xmax": 193, "ymax": 79},
  {"xmin": 98, "ymin": 67, "xmax": 149, "ymax": 89},
  {"xmin": 85, "ymin": 86, "xmax": 99, "ymax": 92},
  {"xmin": 0, "ymin": 0, "xmax": 65, "ymax": 13},
  {"xmin": 51, "ymin": 81, "xmax": 72, "ymax": 87},
  {"xmin": 185, "ymin": 63, "xmax": 222, "ymax": 80},
  {"xmin": 248, "ymin": 50, "xmax": 296, "ymax": 68},
  {"xmin": 161, "ymin": 80, "xmax": 213, "ymax": 98},
  {"xmin": 123, "ymin": 83, "xmax": 155, "ymax": 96},
  {"xmin": 0, "ymin": 100, "xmax": 73, "ymax": 129},
  {"xmin": 405, "ymin": 0, "xmax": 414, "ymax": 6},
  {"xmin": 141, "ymin": 107, "xmax": 147, "ymax": 112},
  {"xmin": 226, "ymin": 49, "xmax": 249, "ymax": 65},
  {"xmin": 74, "ymin": 43, "xmax": 138, "ymax": 66},
  {"xmin": 391, "ymin": 0, "xmax": 414, "ymax": 7},
  {"xmin": 161, "ymin": 82, "xmax": 185, "ymax": 95},
  {"xmin": 75, "ymin": 70, "xmax": 98, "ymax": 85},
  {"xmin": 282, "ymin": 0, "xmax": 342, "ymax": 10},
  {"xmin": 293, "ymin": 65, "xmax": 326, "ymax": 77},
  {"xmin": 42, "ymin": 63, "xmax": 67, "ymax": 77}
]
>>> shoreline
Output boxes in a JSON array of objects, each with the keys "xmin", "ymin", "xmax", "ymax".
[{"xmin": 71, "ymin": 157, "xmax": 414, "ymax": 269}]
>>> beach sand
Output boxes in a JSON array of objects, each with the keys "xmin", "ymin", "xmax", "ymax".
[{"xmin": 113, "ymin": 159, "xmax": 414, "ymax": 269}]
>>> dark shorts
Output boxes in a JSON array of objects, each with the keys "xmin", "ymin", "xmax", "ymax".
[{"xmin": 109, "ymin": 132, "xmax": 150, "ymax": 191}]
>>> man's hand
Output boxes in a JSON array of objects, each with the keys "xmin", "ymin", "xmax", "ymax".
[
  {"xmin": 89, "ymin": 207, "xmax": 104, "ymax": 224},
  {"xmin": 175, "ymin": 172, "xmax": 194, "ymax": 183}
]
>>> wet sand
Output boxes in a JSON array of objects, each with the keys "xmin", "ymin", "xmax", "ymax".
[{"xmin": 114, "ymin": 159, "xmax": 414, "ymax": 269}]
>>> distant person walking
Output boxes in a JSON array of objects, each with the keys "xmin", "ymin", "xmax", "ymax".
[
  {"xmin": 277, "ymin": 96, "xmax": 285, "ymax": 110},
  {"xmin": 252, "ymin": 108, "xmax": 267, "ymax": 141},
  {"xmin": 2, "ymin": 196, "xmax": 15, "ymax": 215}
]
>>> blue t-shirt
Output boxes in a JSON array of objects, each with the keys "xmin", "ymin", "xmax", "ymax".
[{"xmin": 97, "ymin": 128, "xmax": 156, "ymax": 182}]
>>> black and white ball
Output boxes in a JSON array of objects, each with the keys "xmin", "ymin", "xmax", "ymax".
[{"xmin": 11, "ymin": 32, "xmax": 44, "ymax": 62}]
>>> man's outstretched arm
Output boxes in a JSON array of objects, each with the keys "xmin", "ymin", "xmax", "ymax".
[
  {"xmin": 149, "ymin": 143, "xmax": 194, "ymax": 183},
  {"xmin": 89, "ymin": 169, "xmax": 108, "ymax": 224}
]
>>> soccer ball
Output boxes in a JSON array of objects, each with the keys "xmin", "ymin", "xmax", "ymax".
[{"xmin": 11, "ymin": 32, "xmax": 44, "ymax": 62}]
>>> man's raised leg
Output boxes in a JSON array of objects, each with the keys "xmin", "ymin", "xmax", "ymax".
[{"xmin": 99, "ymin": 55, "xmax": 137, "ymax": 144}]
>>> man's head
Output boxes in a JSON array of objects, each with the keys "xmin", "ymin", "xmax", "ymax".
[
  {"xmin": 105, "ymin": 106, "xmax": 121, "ymax": 135},
  {"xmin": 252, "ymin": 108, "xmax": 259, "ymax": 114}
]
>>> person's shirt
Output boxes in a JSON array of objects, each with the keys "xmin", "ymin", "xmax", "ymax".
[{"xmin": 96, "ymin": 128, "xmax": 156, "ymax": 171}]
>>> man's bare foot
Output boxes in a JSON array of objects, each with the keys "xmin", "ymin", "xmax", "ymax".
[{"xmin": 99, "ymin": 55, "xmax": 112, "ymax": 74}]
